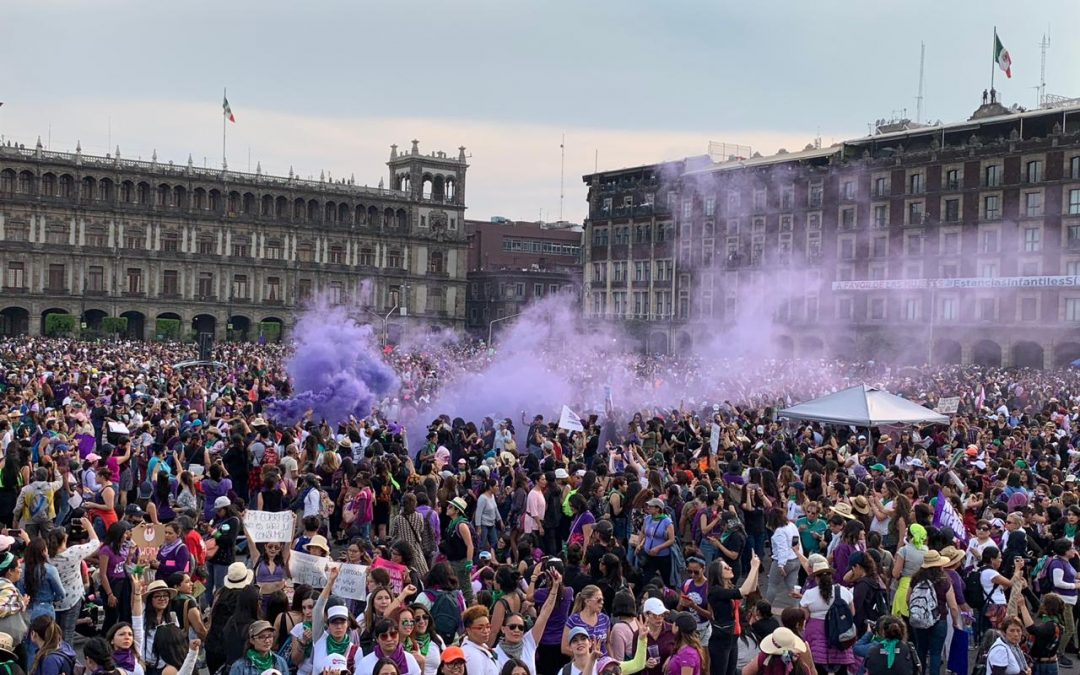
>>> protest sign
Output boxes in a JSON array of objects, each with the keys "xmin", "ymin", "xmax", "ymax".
[
  {"xmin": 932, "ymin": 489, "xmax": 970, "ymax": 546},
  {"xmin": 558, "ymin": 405, "xmax": 584, "ymax": 432},
  {"xmin": 371, "ymin": 557, "xmax": 408, "ymax": 594},
  {"xmin": 289, "ymin": 550, "xmax": 329, "ymax": 588},
  {"xmin": 132, "ymin": 522, "xmax": 165, "ymax": 548},
  {"xmin": 710, "ymin": 423, "xmax": 721, "ymax": 455},
  {"xmin": 334, "ymin": 563, "xmax": 369, "ymax": 601},
  {"xmin": 935, "ymin": 397, "xmax": 960, "ymax": 414},
  {"xmin": 244, "ymin": 510, "xmax": 295, "ymax": 543}
]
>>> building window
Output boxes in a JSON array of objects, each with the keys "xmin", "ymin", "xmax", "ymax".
[
  {"xmin": 1070, "ymin": 189, "xmax": 1080, "ymax": 215},
  {"xmin": 592, "ymin": 262, "xmax": 607, "ymax": 283},
  {"xmin": 807, "ymin": 213, "xmax": 821, "ymax": 230},
  {"xmin": 682, "ymin": 199, "xmax": 692, "ymax": 218},
  {"xmin": 601, "ymin": 197, "xmax": 612, "ymax": 214},
  {"xmin": 870, "ymin": 298, "xmax": 886, "ymax": 320},
  {"xmin": 940, "ymin": 297, "xmax": 957, "ymax": 320},
  {"xmin": 944, "ymin": 198, "xmax": 960, "ymax": 222},
  {"xmin": 87, "ymin": 265, "xmax": 103, "ymax": 292},
  {"xmin": 1026, "ymin": 160, "xmax": 1043, "ymax": 183},
  {"xmin": 1069, "ymin": 225, "xmax": 1080, "ymax": 250},
  {"xmin": 908, "ymin": 201, "xmax": 924, "ymax": 224},
  {"xmin": 1020, "ymin": 297, "xmax": 1038, "ymax": 321},
  {"xmin": 1068, "ymin": 298, "xmax": 1080, "ymax": 322},
  {"xmin": 984, "ymin": 195, "xmax": 1001, "ymax": 220},
  {"xmin": 327, "ymin": 245, "xmax": 344, "ymax": 264},
  {"xmin": 655, "ymin": 223, "xmax": 668, "ymax": 243},
  {"xmin": 614, "ymin": 227, "xmax": 630, "ymax": 245},
  {"xmin": 779, "ymin": 215, "xmax": 792, "ymax": 232},
  {"xmin": 358, "ymin": 247, "xmax": 374, "ymax": 266},
  {"xmin": 1024, "ymin": 191, "xmax": 1043, "ymax": 217},
  {"xmin": 704, "ymin": 196, "xmax": 715, "ymax": 216},
  {"xmin": 428, "ymin": 251, "xmax": 445, "ymax": 274},
  {"xmin": 841, "ymin": 180, "xmax": 856, "ymax": 200},
  {"xmin": 162, "ymin": 232, "xmax": 179, "ymax": 252},
  {"xmin": 86, "ymin": 227, "xmax": 106, "ymax": 248},
  {"xmin": 198, "ymin": 238, "xmax": 215, "ymax": 256},
  {"xmin": 613, "ymin": 261, "xmax": 627, "ymax": 282},
  {"xmin": 840, "ymin": 208, "xmax": 856, "ymax": 229},
  {"xmin": 903, "ymin": 298, "xmax": 919, "ymax": 321},
  {"xmin": 752, "ymin": 190, "xmax": 766, "ymax": 211},
  {"xmin": 942, "ymin": 232, "xmax": 960, "ymax": 255},
  {"xmin": 808, "ymin": 184, "xmax": 822, "ymax": 208},
  {"xmin": 126, "ymin": 268, "xmax": 143, "ymax": 294},
  {"xmin": 873, "ymin": 205, "xmax": 888, "ymax": 228},
  {"xmin": 985, "ymin": 164, "xmax": 1002, "ymax": 187},
  {"xmin": 873, "ymin": 177, "xmax": 888, "ymax": 197},
  {"xmin": 780, "ymin": 186, "xmax": 794, "ymax": 209},
  {"xmin": 909, "ymin": 173, "xmax": 924, "ymax": 194},
  {"xmin": 978, "ymin": 298, "xmax": 996, "ymax": 321},
  {"xmin": 329, "ymin": 283, "xmax": 342, "ymax": 304},
  {"xmin": 231, "ymin": 274, "xmax": 248, "ymax": 300},
  {"xmin": 47, "ymin": 264, "xmax": 65, "ymax": 292},
  {"xmin": 592, "ymin": 227, "xmax": 608, "ymax": 246},
  {"xmin": 836, "ymin": 297, "xmax": 853, "ymax": 320},
  {"xmin": 298, "ymin": 278, "xmax": 312, "ymax": 300},
  {"xmin": 386, "ymin": 249, "xmax": 403, "ymax": 268},
  {"xmin": 871, "ymin": 235, "xmax": 888, "ymax": 258},
  {"xmin": 980, "ymin": 261, "xmax": 999, "ymax": 277},
  {"xmin": 264, "ymin": 277, "xmax": 280, "ymax": 302},
  {"xmin": 1023, "ymin": 227, "xmax": 1041, "ymax": 252},
  {"xmin": 265, "ymin": 239, "xmax": 283, "ymax": 260},
  {"xmin": 839, "ymin": 238, "xmax": 855, "ymax": 260},
  {"xmin": 125, "ymin": 230, "xmax": 145, "ymax": 250},
  {"xmin": 945, "ymin": 168, "xmax": 960, "ymax": 189},
  {"xmin": 5, "ymin": 262, "xmax": 25, "ymax": 289},
  {"xmin": 232, "ymin": 241, "xmax": 250, "ymax": 258},
  {"xmin": 297, "ymin": 242, "xmax": 314, "ymax": 262},
  {"xmin": 161, "ymin": 270, "xmax": 178, "ymax": 296},
  {"xmin": 197, "ymin": 272, "xmax": 214, "ymax": 298},
  {"xmin": 727, "ymin": 192, "xmax": 740, "ymax": 210}
]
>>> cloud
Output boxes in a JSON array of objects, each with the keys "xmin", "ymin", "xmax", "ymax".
[{"xmin": 0, "ymin": 97, "xmax": 826, "ymax": 223}]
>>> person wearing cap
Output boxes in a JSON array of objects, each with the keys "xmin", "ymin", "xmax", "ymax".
[
  {"xmin": 641, "ymin": 596, "xmax": 676, "ymax": 672},
  {"xmin": 636, "ymin": 498, "xmax": 675, "ymax": 586},
  {"xmin": 436, "ymin": 645, "xmax": 467, "ymax": 675},
  {"xmin": 226, "ymin": 618, "xmax": 289, "ymax": 675},
  {"xmin": 444, "ymin": 497, "xmax": 476, "ymax": 606},
  {"xmin": 206, "ymin": 495, "xmax": 241, "ymax": 598},
  {"xmin": 667, "ymin": 612, "xmax": 705, "ymax": 675}
]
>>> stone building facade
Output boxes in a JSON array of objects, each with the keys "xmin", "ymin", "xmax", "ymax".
[
  {"xmin": 0, "ymin": 138, "xmax": 469, "ymax": 342},
  {"xmin": 584, "ymin": 101, "xmax": 1080, "ymax": 367}
]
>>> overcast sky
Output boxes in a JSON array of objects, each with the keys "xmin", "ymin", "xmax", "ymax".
[{"xmin": 3, "ymin": 1, "xmax": 1076, "ymax": 223}]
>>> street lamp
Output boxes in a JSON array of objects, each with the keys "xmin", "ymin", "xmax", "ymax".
[
  {"xmin": 488, "ymin": 311, "xmax": 523, "ymax": 346},
  {"xmin": 383, "ymin": 303, "xmax": 398, "ymax": 345}
]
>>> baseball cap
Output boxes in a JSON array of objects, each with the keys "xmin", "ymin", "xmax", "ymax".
[
  {"xmin": 643, "ymin": 597, "xmax": 667, "ymax": 616},
  {"xmin": 248, "ymin": 620, "xmax": 274, "ymax": 638},
  {"xmin": 441, "ymin": 646, "xmax": 465, "ymax": 664},
  {"xmin": 327, "ymin": 605, "xmax": 349, "ymax": 621},
  {"xmin": 213, "ymin": 496, "xmax": 232, "ymax": 510},
  {"xmin": 568, "ymin": 627, "xmax": 590, "ymax": 642}
]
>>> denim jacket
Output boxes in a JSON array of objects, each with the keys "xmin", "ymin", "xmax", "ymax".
[{"xmin": 19, "ymin": 563, "xmax": 64, "ymax": 611}]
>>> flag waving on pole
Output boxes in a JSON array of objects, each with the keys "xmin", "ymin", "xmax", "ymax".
[
  {"xmin": 223, "ymin": 94, "xmax": 236, "ymax": 123},
  {"xmin": 994, "ymin": 30, "xmax": 1012, "ymax": 78},
  {"xmin": 558, "ymin": 405, "xmax": 584, "ymax": 432}
]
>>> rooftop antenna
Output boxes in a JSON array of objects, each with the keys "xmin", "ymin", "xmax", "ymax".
[
  {"xmin": 915, "ymin": 41, "xmax": 925, "ymax": 123},
  {"xmin": 1038, "ymin": 29, "xmax": 1050, "ymax": 106},
  {"xmin": 559, "ymin": 133, "xmax": 565, "ymax": 222}
]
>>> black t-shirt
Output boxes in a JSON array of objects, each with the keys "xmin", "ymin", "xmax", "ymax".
[
  {"xmin": 865, "ymin": 640, "xmax": 919, "ymax": 675},
  {"xmin": 210, "ymin": 515, "xmax": 240, "ymax": 565},
  {"xmin": 1028, "ymin": 619, "xmax": 1062, "ymax": 659},
  {"xmin": 720, "ymin": 531, "xmax": 747, "ymax": 579},
  {"xmin": 707, "ymin": 586, "xmax": 742, "ymax": 629}
]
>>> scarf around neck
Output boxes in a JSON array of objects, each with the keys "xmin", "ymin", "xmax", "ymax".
[
  {"xmin": 158, "ymin": 538, "xmax": 184, "ymax": 559},
  {"xmin": 500, "ymin": 635, "xmax": 526, "ymax": 660},
  {"xmin": 873, "ymin": 637, "xmax": 900, "ymax": 668},
  {"xmin": 113, "ymin": 648, "xmax": 135, "ymax": 672},
  {"xmin": 325, "ymin": 632, "xmax": 351, "ymax": 656},
  {"xmin": 246, "ymin": 649, "xmax": 274, "ymax": 672},
  {"xmin": 375, "ymin": 642, "xmax": 408, "ymax": 674}
]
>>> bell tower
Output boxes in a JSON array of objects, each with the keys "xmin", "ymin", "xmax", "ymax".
[{"xmin": 387, "ymin": 139, "xmax": 468, "ymax": 206}]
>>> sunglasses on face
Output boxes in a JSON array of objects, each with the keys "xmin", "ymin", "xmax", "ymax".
[
  {"xmin": 415, "ymin": 615, "xmax": 429, "ymax": 622},
  {"xmin": 378, "ymin": 630, "xmax": 399, "ymax": 639},
  {"xmin": 400, "ymin": 620, "xmax": 415, "ymax": 627},
  {"xmin": 505, "ymin": 623, "xmax": 525, "ymax": 631}
]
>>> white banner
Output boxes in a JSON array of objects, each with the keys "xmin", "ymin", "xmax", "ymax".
[
  {"xmin": 833, "ymin": 275, "xmax": 1080, "ymax": 292},
  {"xmin": 710, "ymin": 423, "xmax": 721, "ymax": 455},
  {"xmin": 935, "ymin": 397, "xmax": 960, "ymax": 415},
  {"xmin": 288, "ymin": 550, "xmax": 329, "ymax": 588},
  {"xmin": 558, "ymin": 404, "xmax": 584, "ymax": 432},
  {"xmin": 334, "ymin": 563, "xmax": 369, "ymax": 601},
  {"xmin": 244, "ymin": 510, "xmax": 295, "ymax": 543}
]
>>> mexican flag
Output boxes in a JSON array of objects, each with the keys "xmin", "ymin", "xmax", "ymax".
[
  {"xmin": 223, "ymin": 95, "xmax": 236, "ymax": 122},
  {"xmin": 994, "ymin": 31, "xmax": 1012, "ymax": 78}
]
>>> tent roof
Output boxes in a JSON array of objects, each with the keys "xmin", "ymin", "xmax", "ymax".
[{"xmin": 778, "ymin": 384, "xmax": 949, "ymax": 427}]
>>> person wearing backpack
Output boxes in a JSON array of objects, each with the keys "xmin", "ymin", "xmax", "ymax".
[
  {"xmin": 905, "ymin": 550, "xmax": 961, "ymax": 675},
  {"xmin": 14, "ymin": 467, "xmax": 61, "ymax": 531},
  {"xmin": 861, "ymin": 616, "xmax": 921, "ymax": 675},
  {"xmin": 1040, "ymin": 538, "xmax": 1080, "ymax": 666},
  {"xmin": 797, "ymin": 556, "xmax": 856, "ymax": 674}
]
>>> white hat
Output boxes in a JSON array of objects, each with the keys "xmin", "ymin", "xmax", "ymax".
[
  {"xmin": 554, "ymin": 468, "xmax": 569, "ymax": 479},
  {"xmin": 213, "ymin": 496, "xmax": 231, "ymax": 510},
  {"xmin": 327, "ymin": 605, "xmax": 349, "ymax": 621},
  {"xmin": 643, "ymin": 597, "xmax": 667, "ymax": 615},
  {"xmin": 574, "ymin": 469, "xmax": 586, "ymax": 478}
]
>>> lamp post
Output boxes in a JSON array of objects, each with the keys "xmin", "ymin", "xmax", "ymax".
[
  {"xmin": 488, "ymin": 311, "xmax": 523, "ymax": 346},
  {"xmin": 383, "ymin": 303, "xmax": 398, "ymax": 345}
]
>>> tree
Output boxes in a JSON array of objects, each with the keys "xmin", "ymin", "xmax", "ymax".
[
  {"xmin": 44, "ymin": 313, "xmax": 77, "ymax": 337},
  {"xmin": 155, "ymin": 318, "xmax": 181, "ymax": 341},
  {"xmin": 100, "ymin": 316, "xmax": 128, "ymax": 335}
]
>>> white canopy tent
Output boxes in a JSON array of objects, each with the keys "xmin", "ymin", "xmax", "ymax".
[{"xmin": 778, "ymin": 384, "xmax": 950, "ymax": 427}]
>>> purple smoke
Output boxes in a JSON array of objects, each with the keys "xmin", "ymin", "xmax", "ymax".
[{"xmin": 267, "ymin": 297, "xmax": 399, "ymax": 427}]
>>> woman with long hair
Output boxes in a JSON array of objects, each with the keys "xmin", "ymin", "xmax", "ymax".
[
  {"xmin": 100, "ymin": 522, "xmax": 134, "ymax": 628},
  {"xmin": 105, "ymin": 621, "xmax": 143, "ymax": 675},
  {"xmin": 891, "ymin": 523, "xmax": 928, "ymax": 619},
  {"xmin": 766, "ymin": 507, "xmax": 801, "ymax": 614},
  {"xmin": 151, "ymin": 626, "xmax": 199, "ymax": 675},
  {"xmin": 798, "ymin": 557, "xmax": 856, "ymax": 675},
  {"xmin": 486, "ymin": 566, "xmax": 523, "ymax": 645},
  {"xmin": 132, "ymin": 578, "xmax": 180, "ymax": 675},
  {"xmin": 84, "ymin": 636, "xmax": 128, "ymax": 675},
  {"xmin": 166, "ymin": 573, "xmax": 207, "ymax": 642},
  {"xmin": 390, "ymin": 493, "xmax": 430, "ymax": 577},
  {"xmin": 150, "ymin": 472, "xmax": 176, "ymax": 525},
  {"xmin": 356, "ymin": 616, "xmax": 422, "ymax": 675},
  {"xmin": 46, "ymin": 517, "xmax": 99, "ymax": 644},
  {"xmin": 843, "ymin": 552, "xmax": 887, "ymax": 639},
  {"xmin": 222, "ymin": 585, "xmax": 263, "ymax": 668},
  {"xmin": 21, "ymin": 536, "xmax": 63, "ymax": 622},
  {"xmin": 394, "ymin": 606, "xmax": 427, "ymax": 674},
  {"xmin": 0, "ymin": 445, "xmax": 28, "ymax": 529},
  {"xmin": 174, "ymin": 472, "xmax": 197, "ymax": 514},
  {"xmin": 27, "ymin": 615, "xmax": 75, "ymax": 675},
  {"xmin": 494, "ymin": 568, "xmax": 563, "ymax": 675},
  {"xmin": 561, "ymin": 585, "xmax": 610, "ymax": 656},
  {"xmin": 152, "ymin": 523, "xmax": 190, "ymax": 582},
  {"xmin": 204, "ymin": 586, "xmax": 241, "ymax": 675},
  {"xmin": 594, "ymin": 554, "xmax": 625, "ymax": 616},
  {"xmin": 410, "ymin": 603, "xmax": 446, "ymax": 675},
  {"xmin": 250, "ymin": 541, "xmax": 289, "ymax": 614},
  {"xmin": 706, "ymin": 542, "xmax": 763, "ymax": 675},
  {"xmin": 669, "ymin": 612, "xmax": 705, "ymax": 675},
  {"xmin": 84, "ymin": 465, "xmax": 118, "ymax": 540}
]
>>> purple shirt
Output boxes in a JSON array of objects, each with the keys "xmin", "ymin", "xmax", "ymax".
[
  {"xmin": 666, "ymin": 644, "xmax": 702, "ymax": 675},
  {"xmin": 201, "ymin": 477, "xmax": 233, "ymax": 521},
  {"xmin": 566, "ymin": 612, "xmax": 611, "ymax": 654},
  {"xmin": 155, "ymin": 543, "xmax": 191, "ymax": 581},
  {"xmin": 833, "ymin": 542, "xmax": 859, "ymax": 587},
  {"xmin": 534, "ymin": 586, "xmax": 574, "ymax": 645},
  {"xmin": 570, "ymin": 512, "xmax": 596, "ymax": 539},
  {"xmin": 946, "ymin": 568, "xmax": 965, "ymax": 602}
]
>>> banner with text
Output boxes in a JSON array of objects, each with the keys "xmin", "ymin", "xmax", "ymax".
[
  {"xmin": 371, "ymin": 557, "xmax": 409, "ymax": 595},
  {"xmin": 934, "ymin": 397, "xmax": 960, "ymax": 415},
  {"xmin": 932, "ymin": 489, "xmax": 970, "ymax": 547},
  {"xmin": 289, "ymin": 550, "xmax": 329, "ymax": 588},
  {"xmin": 244, "ymin": 510, "xmax": 295, "ymax": 543},
  {"xmin": 334, "ymin": 563, "xmax": 369, "ymax": 601},
  {"xmin": 832, "ymin": 275, "xmax": 1080, "ymax": 292}
]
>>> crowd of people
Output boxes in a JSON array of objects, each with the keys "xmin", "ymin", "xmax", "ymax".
[{"xmin": 1, "ymin": 334, "xmax": 1080, "ymax": 675}]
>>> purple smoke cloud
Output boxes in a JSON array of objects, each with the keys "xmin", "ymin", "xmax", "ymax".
[{"xmin": 267, "ymin": 297, "xmax": 399, "ymax": 427}]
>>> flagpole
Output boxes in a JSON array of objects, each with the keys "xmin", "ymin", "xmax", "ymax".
[
  {"xmin": 990, "ymin": 27, "xmax": 996, "ymax": 93},
  {"xmin": 222, "ymin": 87, "xmax": 227, "ymax": 170}
]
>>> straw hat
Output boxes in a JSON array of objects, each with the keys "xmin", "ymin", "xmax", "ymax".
[
  {"xmin": 304, "ymin": 534, "xmax": 331, "ymax": 554},
  {"xmin": 761, "ymin": 627, "xmax": 807, "ymax": 655},
  {"xmin": 809, "ymin": 557, "xmax": 833, "ymax": 575},
  {"xmin": 224, "ymin": 561, "xmax": 254, "ymax": 588},
  {"xmin": 448, "ymin": 497, "xmax": 468, "ymax": 514},
  {"xmin": 921, "ymin": 550, "xmax": 949, "ymax": 568},
  {"xmin": 144, "ymin": 579, "xmax": 178, "ymax": 598},
  {"xmin": 0, "ymin": 632, "xmax": 17, "ymax": 662},
  {"xmin": 830, "ymin": 503, "xmax": 856, "ymax": 520},
  {"xmin": 939, "ymin": 545, "xmax": 966, "ymax": 568},
  {"xmin": 851, "ymin": 496, "xmax": 870, "ymax": 515}
]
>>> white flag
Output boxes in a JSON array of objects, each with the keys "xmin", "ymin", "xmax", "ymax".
[{"xmin": 558, "ymin": 405, "xmax": 584, "ymax": 432}]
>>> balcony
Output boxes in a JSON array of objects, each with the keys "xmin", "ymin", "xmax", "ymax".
[
  {"xmin": 3, "ymin": 286, "xmax": 28, "ymax": 294},
  {"xmin": 44, "ymin": 286, "xmax": 69, "ymax": 295},
  {"xmin": 85, "ymin": 288, "xmax": 108, "ymax": 297},
  {"xmin": 122, "ymin": 291, "xmax": 146, "ymax": 298}
]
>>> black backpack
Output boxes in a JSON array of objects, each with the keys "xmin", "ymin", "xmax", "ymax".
[
  {"xmin": 859, "ymin": 578, "xmax": 889, "ymax": 625},
  {"xmin": 964, "ymin": 567, "xmax": 991, "ymax": 611},
  {"xmin": 825, "ymin": 586, "xmax": 857, "ymax": 648}
]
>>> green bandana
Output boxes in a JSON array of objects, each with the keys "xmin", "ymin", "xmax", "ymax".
[
  {"xmin": 416, "ymin": 632, "xmax": 432, "ymax": 656},
  {"xmin": 873, "ymin": 637, "xmax": 900, "ymax": 668},
  {"xmin": 326, "ymin": 632, "xmax": 351, "ymax": 656},
  {"xmin": 247, "ymin": 649, "xmax": 274, "ymax": 672}
]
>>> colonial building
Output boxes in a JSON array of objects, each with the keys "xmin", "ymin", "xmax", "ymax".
[
  {"xmin": 464, "ymin": 218, "xmax": 582, "ymax": 339},
  {"xmin": 584, "ymin": 99, "xmax": 1080, "ymax": 367},
  {"xmin": 0, "ymin": 138, "xmax": 469, "ymax": 342}
]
